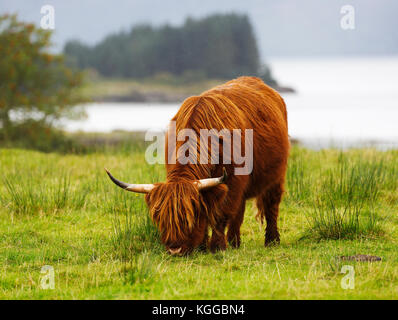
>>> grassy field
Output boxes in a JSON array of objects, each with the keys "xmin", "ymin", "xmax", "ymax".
[{"xmin": 0, "ymin": 144, "xmax": 397, "ymax": 299}]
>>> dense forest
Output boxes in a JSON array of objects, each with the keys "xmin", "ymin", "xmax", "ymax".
[{"xmin": 64, "ymin": 14, "xmax": 276, "ymax": 84}]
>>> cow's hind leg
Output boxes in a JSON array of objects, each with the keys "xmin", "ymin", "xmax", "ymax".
[
  {"xmin": 227, "ymin": 200, "xmax": 245, "ymax": 248},
  {"xmin": 256, "ymin": 182, "xmax": 284, "ymax": 246}
]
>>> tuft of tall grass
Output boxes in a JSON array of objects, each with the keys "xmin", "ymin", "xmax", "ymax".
[
  {"xmin": 286, "ymin": 149, "xmax": 313, "ymax": 204},
  {"xmin": 2, "ymin": 172, "xmax": 88, "ymax": 215},
  {"xmin": 305, "ymin": 198, "xmax": 384, "ymax": 240},
  {"xmin": 304, "ymin": 152, "xmax": 387, "ymax": 240},
  {"xmin": 322, "ymin": 153, "xmax": 386, "ymax": 205}
]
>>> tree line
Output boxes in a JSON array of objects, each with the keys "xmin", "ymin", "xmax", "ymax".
[{"xmin": 64, "ymin": 13, "xmax": 275, "ymax": 84}]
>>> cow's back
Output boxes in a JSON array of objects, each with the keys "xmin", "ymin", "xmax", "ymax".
[{"xmin": 169, "ymin": 76, "xmax": 289, "ymax": 199}]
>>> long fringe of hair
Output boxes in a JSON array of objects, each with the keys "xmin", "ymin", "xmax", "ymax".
[{"xmin": 146, "ymin": 180, "xmax": 200, "ymax": 243}]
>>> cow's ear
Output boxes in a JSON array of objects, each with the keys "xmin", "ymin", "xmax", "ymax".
[
  {"xmin": 200, "ymin": 184, "xmax": 228, "ymax": 224},
  {"xmin": 200, "ymin": 183, "xmax": 228, "ymax": 204}
]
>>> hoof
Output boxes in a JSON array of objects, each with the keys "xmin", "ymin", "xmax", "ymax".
[
  {"xmin": 209, "ymin": 240, "xmax": 227, "ymax": 253},
  {"xmin": 227, "ymin": 236, "xmax": 241, "ymax": 248},
  {"xmin": 265, "ymin": 237, "xmax": 280, "ymax": 247}
]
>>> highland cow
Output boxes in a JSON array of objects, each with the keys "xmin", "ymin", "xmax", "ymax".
[{"xmin": 106, "ymin": 76, "xmax": 289, "ymax": 255}]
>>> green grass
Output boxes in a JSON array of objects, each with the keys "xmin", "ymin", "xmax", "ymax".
[{"xmin": 0, "ymin": 145, "xmax": 397, "ymax": 299}]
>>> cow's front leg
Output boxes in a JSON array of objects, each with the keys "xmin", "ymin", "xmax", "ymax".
[
  {"xmin": 209, "ymin": 217, "xmax": 227, "ymax": 253},
  {"xmin": 227, "ymin": 200, "xmax": 245, "ymax": 248},
  {"xmin": 198, "ymin": 226, "xmax": 209, "ymax": 252}
]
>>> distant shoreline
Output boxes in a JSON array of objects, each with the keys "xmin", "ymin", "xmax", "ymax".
[{"xmin": 85, "ymin": 79, "xmax": 295, "ymax": 103}]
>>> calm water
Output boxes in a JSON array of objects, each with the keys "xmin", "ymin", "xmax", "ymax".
[{"xmin": 65, "ymin": 56, "xmax": 398, "ymax": 149}]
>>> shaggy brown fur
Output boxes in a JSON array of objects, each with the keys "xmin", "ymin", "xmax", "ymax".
[{"xmin": 145, "ymin": 76, "xmax": 289, "ymax": 254}]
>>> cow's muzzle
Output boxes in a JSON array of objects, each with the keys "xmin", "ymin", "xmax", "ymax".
[{"xmin": 168, "ymin": 247, "xmax": 183, "ymax": 256}]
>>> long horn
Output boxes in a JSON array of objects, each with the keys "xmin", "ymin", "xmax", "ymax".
[
  {"xmin": 105, "ymin": 168, "xmax": 155, "ymax": 194},
  {"xmin": 195, "ymin": 167, "xmax": 228, "ymax": 191}
]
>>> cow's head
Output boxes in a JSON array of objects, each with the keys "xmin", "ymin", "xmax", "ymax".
[{"xmin": 105, "ymin": 168, "xmax": 227, "ymax": 256}]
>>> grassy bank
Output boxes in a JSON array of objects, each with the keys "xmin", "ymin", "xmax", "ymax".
[
  {"xmin": 0, "ymin": 146, "xmax": 397, "ymax": 299},
  {"xmin": 83, "ymin": 76, "xmax": 227, "ymax": 103},
  {"xmin": 83, "ymin": 75, "xmax": 295, "ymax": 103}
]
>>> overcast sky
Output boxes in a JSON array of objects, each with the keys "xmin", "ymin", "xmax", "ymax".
[{"xmin": 1, "ymin": 0, "xmax": 397, "ymax": 60}]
